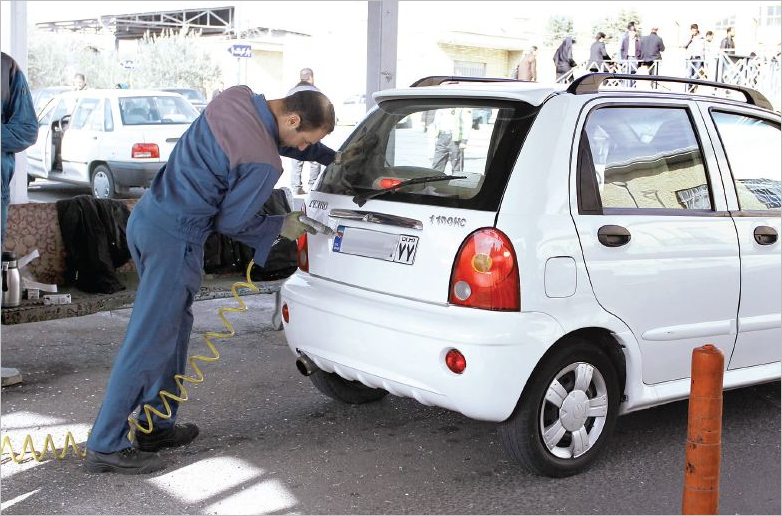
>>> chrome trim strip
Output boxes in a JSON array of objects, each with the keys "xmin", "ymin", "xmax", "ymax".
[{"xmin": 329, "ymin": 209, "xmax": 423, "ymax": 230}]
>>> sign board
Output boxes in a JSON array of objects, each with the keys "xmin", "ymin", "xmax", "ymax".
[
  {"xmin": 228, "ymin": 44, "xmax": 252, "ymax": 58},
  {"xmin": 119, "ymin": 59, "xmax": 135, "ymax": 70}
]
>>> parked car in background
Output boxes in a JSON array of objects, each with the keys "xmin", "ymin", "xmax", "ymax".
[
  {"xmin": 282, "ymin": 74, "xmax": 781, "ymax": 477},
  {"xmin": 27, "ymin": 89, "xmax": 199, "ymax": 198},
  {"xmin": 159, "ymin": 88, "xmax": 208, "ymax": 112},
  {"xmin": 31, "ymin": 86, "xmax": 71, "ymax": 115}
]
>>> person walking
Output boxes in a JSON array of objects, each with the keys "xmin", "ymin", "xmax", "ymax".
[
  {"xmin": 288, "ymin": 68, "xmax": 323, "ymax": 195},
  {"xmin": 84, "ymin": 86, "xmax": 337, "ymax": 475},
  {"xmin": 640, "ymin": 27, "xmax": 666, "ymax": 73},
  {"xmin": 620, "ymin": 22, "xmax": 642, "ymax": 76},
  {"xmin": 683, "ymin": 23, "xmax": 706, "ymax": 89},
  {"xmin": 720, "ymin": 27, "xmax": 736, "ymax": 55},
  {"xmin": 431, "ymin": 107, "xmax": 471, "ymax": 173},
  {"xmin": 516, "ymin": 46, "xmax": 538, "ymax": 81},
  {"xmin": 589, "ymin": 32, "xmax": 612, "ymax": 72},
  {"xmin": 553, "ymin": 36, "xmax": 578, "ymax": 83},
  {"xmin": 1, "ymin": 52, "xmax": 38, "ymax": 387}
]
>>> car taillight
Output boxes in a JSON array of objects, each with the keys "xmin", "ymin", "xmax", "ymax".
[
  {"xmin": 297, "ymin": 232, "xmax": 309, "ymax": 271},
  {"xmin": 448, "ymin": 228, "xmax": 520, "ymax": 311},
  {"xmin": 445, "ymin": 349, "xmax": 467, "ymax": 374},
  {"xmin": 132, "ymin": 143, "xmax": 159, "ymax": 159}
]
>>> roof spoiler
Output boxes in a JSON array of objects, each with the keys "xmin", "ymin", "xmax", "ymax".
[
  {"xmin": 410, "ymin": 76, "xmax": 522, "ymax": 88},
  {"xmin": 567, "ymin": 73, "xmax": 773, "ymax": 111}
]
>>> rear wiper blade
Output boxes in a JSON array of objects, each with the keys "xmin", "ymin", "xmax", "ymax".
[{"xmin": 352, "ymin": 175, "xmax": 466, "ymax": 207}]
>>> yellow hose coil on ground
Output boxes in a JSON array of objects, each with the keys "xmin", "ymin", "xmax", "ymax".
[{"xmin": 1, "ymin": 261, "xmax": 259, "ymax": 464}]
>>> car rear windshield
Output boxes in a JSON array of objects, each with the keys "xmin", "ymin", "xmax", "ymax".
[
  {"xmin": 316, "ymin": 98, "xmax": 539, "ymax": 211},
  {"xmin": 119, "ymin": 96, "xmax": 199, "ymax": 125}
]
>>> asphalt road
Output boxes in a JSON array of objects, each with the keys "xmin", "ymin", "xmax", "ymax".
[{"xmin": 1, "ymin": 293, "xmax": 779, "ymax": 515}]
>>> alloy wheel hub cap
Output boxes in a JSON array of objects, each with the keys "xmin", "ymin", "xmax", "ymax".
[{"xmin": 559, "ymin": 390, "xmax": 590, "ymax": 431}]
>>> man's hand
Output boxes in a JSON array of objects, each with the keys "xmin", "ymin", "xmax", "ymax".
[{"xmin": 279, "ymin": 211, "xmax": 316, "ymax": 241}]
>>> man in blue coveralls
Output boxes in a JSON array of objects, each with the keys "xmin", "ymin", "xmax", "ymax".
[{"xmin": 84, "ymin": 86, "xmax": 336, "ymax": 474}]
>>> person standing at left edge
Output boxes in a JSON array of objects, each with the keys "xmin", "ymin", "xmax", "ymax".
[
  {"xmin": 84, "ymin": 86, "xmax": 336, "ymax": 474},
  {"xmin": 1, "ymin": 52, "xmax": 38, "ymax": 387}
]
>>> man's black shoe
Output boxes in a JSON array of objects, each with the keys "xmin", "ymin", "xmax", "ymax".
[
  {"xmin": 135, "ymin": 422, "xmax": 200, "ymax": 452},
  {"xmin": 84, "ymin": 448, "xmax": 165, "ymax": 475}
]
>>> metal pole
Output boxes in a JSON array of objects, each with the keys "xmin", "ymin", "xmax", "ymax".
[
  {"xmin": 365, "ymin": 1, "xmax": 398, "ymax": 111},
  {"xmin": 7, "ymin": 1, "xmax": 30, "ymax": 206}
]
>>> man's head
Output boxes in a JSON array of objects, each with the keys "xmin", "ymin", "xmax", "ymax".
[
  {"xmin": 651, "ymin": 27, "xmax": 658, "ymax": 34},
  {"xmin": 273, "ymin": 89, "xmax": 335, "ymax": 151},
  {"xmin": 627, "ymin": 21, "xmax": 636, "ymax": 32},
  {"xmin": 74, "ymin": 73, "xmax": 86, "ymax": 90},
  {"xmin": 596, "ymin": 32, "xmax": 606, "ymax": 41},
  {"xmin": 530, "ymin": 46, "xmax": 538, "ymax": 55},
  {"xmin": 727, "ymin": 27, "xmax": 734, "ymax": 37},
  {"xmin": 690, "ymin": 23, "xmax": 699, "ymax": 35},
  {"xmin": 706, "ymin": 31, "xmax": 714, "ymax": 42},
  {"xmin": 299, "ymin": 68, "xmax": 314, "ymax": 85}
]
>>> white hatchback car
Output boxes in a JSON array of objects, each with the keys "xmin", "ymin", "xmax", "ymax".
[
  {"xmin": 27, "ymin": 89, "xmax": 199, "ymax": 198},
  {"xmin": 282, "ymin": 74, "xmax": 781, "ymax": 477}
]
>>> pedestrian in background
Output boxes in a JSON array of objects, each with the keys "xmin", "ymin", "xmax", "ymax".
[
  {"xmin": 516, "ymin": 46, "xmax": 538, "ymax": 81},
  {"xmin": 640, "ymin": 27, "xmax": 666, "ymax": 73},
  {"xmin": 720, "ymin": 27, "xmax": 736, "ymax": 55},
  {"xmin": 553, "ymin": 36, "xmax": 578, "ymax": 83},
  {"xmin": 683, "ymin": 23, "xmax": 706, "ymax": 89},
  {"xmin": 589, "ymin": 32, "xmax": 612, "ymax": 72},
  {"xmin": 288, "ymin": 68, "xmax": 322, "ymax": 195},
  {"xmin": 73, "ymin": 73, "xmax": 87, "ymax": 91},
  {"xmin": 620, "ymin": 22, "xmax": 642, "ymax": 75}
]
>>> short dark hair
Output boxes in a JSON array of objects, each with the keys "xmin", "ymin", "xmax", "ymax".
[
  {"xmin": 726, "ymin": 26, "xmax": 733, "ymax": 33},
  {"xmin": 596, "ymin": 32, "xmax": 606, "ymax": 40},
  {"xmin": 531, "ymin": 45, "xmax": 538, "ymax": 52},
  {"xmin": 284, "ymin": 89, "xmax": 335, "ymax": 133},
  {"xmin": 691, "ymin": 23, "xmax": 699, "ymax": 30},
  {"xmin": 706, "ymin": 31, "xmax": 714, "ymax": 37},
  {"xmin": 627, "ymin": 21, "xmax": 636, "ymax": 30},
  {"xmin": 299, "ymin": 68, "xmax": 314, "ymax": 82}
]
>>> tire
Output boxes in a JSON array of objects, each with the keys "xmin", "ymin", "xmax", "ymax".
[
  {"xmin": 309, "ymin": 369, "xmax": 389, "ymax": 404},
  {"xmin": 91, "ymin": 164, "xmax": 116, "ymax": 199},
  {"xmin": 499, "ymin": 338, "xmax": 620, "ymax": 477}
]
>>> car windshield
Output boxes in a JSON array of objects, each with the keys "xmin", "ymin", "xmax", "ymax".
[
  {"xmin": 317, "ymin": 99, "xmax": 539, "ymax": 210},
  {"xmin": 119, "ymin": 96, "xmax": 199, "ymax": 125}
]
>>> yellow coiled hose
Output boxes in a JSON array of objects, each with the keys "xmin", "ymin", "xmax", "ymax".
[{"xmin": 1, "ymin": 261, "xmax": 259, "ymax": 464}]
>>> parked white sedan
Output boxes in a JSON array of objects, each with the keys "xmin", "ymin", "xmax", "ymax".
[{"xmin": 27, "ymin": 89, "xmax": 199, "ymax": 198}]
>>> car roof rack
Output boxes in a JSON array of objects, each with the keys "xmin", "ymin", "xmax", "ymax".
[
  {"xmin": 410, "ymin": 76, "xmax": 521, "ymax": 88},
  {"xmin": 566, "ymin": 73, "xmax": 774, "ymax": 111}
]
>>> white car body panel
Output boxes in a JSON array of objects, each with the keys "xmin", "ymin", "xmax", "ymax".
[{"xmin": 283, "ymin": 81, "xmax": 781, "ymax": 427}]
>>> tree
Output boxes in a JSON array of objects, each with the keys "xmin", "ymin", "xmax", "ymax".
[
  {"xmin": 27, "ymin": 30, "xmax": 122, "ymax": 89},
  {"xmin": 545, "ymin": 15, "xmax": 574, "ymax": 48},
  {"xmin": 130, "ymin": 29, "xmax": 222, "ymax": 97},
  {"xmin": 591, "ymin": 9, "xmax": 643, "ymax": 44}
]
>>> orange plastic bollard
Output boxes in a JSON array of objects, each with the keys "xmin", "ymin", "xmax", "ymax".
[{"xmin": 682, "ymin": 344, "xmax": 724, "ymax": 515}]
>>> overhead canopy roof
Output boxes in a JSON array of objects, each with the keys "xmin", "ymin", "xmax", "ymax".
[{"xmin": 36, "ymin": 6, "xmax": 235, "ymax": 40}]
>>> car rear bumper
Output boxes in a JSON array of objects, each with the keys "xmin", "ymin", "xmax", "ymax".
[
  {"xmin": 106, "ymin": 161, "xmax": 163, "ymax": 187},
  {"xmin": 281, "ymin": 273, "xmax": 564, "ymax": 422}
]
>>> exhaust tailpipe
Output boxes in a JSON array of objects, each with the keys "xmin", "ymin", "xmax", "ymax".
[{"xmin": 296, "ymin": 354, "xmax": 319, "ymax": 376}]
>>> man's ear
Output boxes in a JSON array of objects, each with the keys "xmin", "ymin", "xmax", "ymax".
[{"xmin": 286, "ymin": 113, "xmax": 301, "ymax": 129}]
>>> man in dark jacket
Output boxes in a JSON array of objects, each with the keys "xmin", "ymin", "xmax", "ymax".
[
  {"xmin": 1, "ymin": 52, "xmax": 37, "ymax": 246},
  {"xmin": 553, "ymin": 37, "xmax": 578, "ymax": 83},
  {"xmin": 620, "ymin": 22, "xmax": 642, "ymax": 75},
  {"xmin": 720, "ymin": 27, "xmax": 735, "ymax": 55},
  {"xmin": 640, "ymin": 27, "xmax": 666, "ymax": 72},
  {"xmin": 84, "ymin": 87, "xmax": 336, "ymax": 475},
  {"xmin": 589, "ymin": 32, "xmax": 612, "ymax": 72}
]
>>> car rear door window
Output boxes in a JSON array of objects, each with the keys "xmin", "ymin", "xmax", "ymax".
[
  {"xmin": 710, "ymin": 111, "xmax": 781, "ymax": 211},
  {"xmin": 582, "ymin": 106, "xmax": 712, "ymax": 211}
]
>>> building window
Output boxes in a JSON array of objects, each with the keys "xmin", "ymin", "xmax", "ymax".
[
  {"xmin": 766, "ymin": 4, "xmax": 781, "ymax": 26},
  {"xmin": 454, "ymin": 61, "xmax": 486, "ymax": 77}
]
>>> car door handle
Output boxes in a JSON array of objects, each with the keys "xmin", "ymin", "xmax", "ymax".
[
  {"xmin": 753, "ymin": 226, "xmax": 778, "ymax": 245},
  {"xmin": 598, "ymin": 225, "xmax": 631, "ymax": 247}
]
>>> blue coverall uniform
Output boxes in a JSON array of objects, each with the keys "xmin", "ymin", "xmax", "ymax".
[
  {"xmin": 1, "ymin": 52, "xmax": 38, "ymax": 244},
  {"xmin": 87, "ymin": 86, "xmax": 335, "ymax": 453}
]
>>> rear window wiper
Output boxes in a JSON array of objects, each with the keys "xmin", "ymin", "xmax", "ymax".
[{"xmin": 352, "ymin": 175, "xmax": 466, "ymax": 207}]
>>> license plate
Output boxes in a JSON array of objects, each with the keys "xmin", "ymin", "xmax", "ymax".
[{"xmin": 332, "ymin": 225, "xmax": 419, "ymax": 265}]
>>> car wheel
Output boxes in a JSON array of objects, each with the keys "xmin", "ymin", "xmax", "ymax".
[
  {"xmin": 309, "ymin": 369, "xmax": 389, "ymax": 404},
  {"xmin": 91, "ymin": 164, "xmax": 116, "ymax": 199},
  {"xmin": 498, "ymin": 338, "xmax": 620, "ymax": 477}
]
